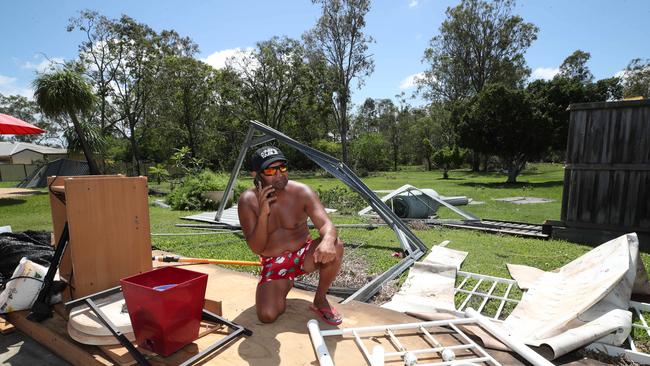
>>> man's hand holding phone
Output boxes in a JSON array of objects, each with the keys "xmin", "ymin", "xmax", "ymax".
[{"xmin": 256, "ymin": 180, "xmax": 276, "ymax": 216}]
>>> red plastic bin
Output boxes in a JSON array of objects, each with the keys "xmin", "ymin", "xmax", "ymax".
[{"xmin": 120, "ymin": 266, "xmax": 208, "ymax": 356}]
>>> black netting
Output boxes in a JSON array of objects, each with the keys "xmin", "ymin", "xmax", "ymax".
[{"xmin": 0, "ymin": 231, "xmax": 53, "ymax": 285}]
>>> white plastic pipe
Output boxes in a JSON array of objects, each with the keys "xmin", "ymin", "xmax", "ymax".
[
  {"xmin": 465, "ymin": 308, "xmax": 553, "ymax": 366},
  {"xmin": 320, "ymin": 317, "xmax": 476, "ymax": 336},
  {"xmin": 371, "ymin": 345, "xmax": 385, "ymax": 366},
  {"xmin": 308, "ymin": 319, "xmax": 334, "ymax": 366}
]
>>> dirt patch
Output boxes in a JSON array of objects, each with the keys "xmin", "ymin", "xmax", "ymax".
[
  {"xmin": 579, "ymin": 348, "xmax": 640, "ymax": 366},
  {"xmin": 299, "ymin": 246, "xmax": 401, "ymax": 305}
]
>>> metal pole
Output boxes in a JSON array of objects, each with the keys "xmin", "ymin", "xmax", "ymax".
[{"xmin": 215, "ymin": 126, "xmax": 255, "ymax": 222}]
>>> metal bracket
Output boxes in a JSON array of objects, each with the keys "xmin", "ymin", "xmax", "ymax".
[{"xmin": 28, "ymin": 222, "xmax": 70, "ymax": 322}]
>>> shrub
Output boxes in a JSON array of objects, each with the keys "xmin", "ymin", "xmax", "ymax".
[
  {"xmin": 316, "ymin": 186, "xmax": 367, "ymax": 215},
  {"xmin": 167, "ymin": 170, "xmax": 248, "ymax": 211},
  {"xmin": 350, "ymin": 133, "xmax": 391, "ymax": 172},
  {"xmin": 147, "ymin": 164, "xmax": 170, "ymax": 185}
]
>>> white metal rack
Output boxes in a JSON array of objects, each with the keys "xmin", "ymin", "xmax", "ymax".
[
  {"xmin": 308, "ymin": 308, "xmax": 554, "ymax": 366},
  {"xmin": 455, "ymin": 271, "xmax": 521, "ymax": 320}
]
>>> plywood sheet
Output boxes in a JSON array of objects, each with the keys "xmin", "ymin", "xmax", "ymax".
[{"xmin": 64, "ymin": 176, "xmax": 152, "ymax": 297}]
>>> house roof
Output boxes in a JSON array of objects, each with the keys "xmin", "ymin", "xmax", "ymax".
[{"xmin": 0, "ymin": 141, "xmax": 67, "ymax": 157}]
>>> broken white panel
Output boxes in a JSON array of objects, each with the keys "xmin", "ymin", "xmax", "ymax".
[
  {"xmin": 423, "ymin": 245, "xmax": 468, "ymax": 270},
  {"xmin": 506, "ymin": 263, "xmax": 549, "ymax": 291},
  {"xmin": 503, "ymin": 233, "xmax": 645, "ymax": 359},
  {"xmin": 381, "ymin": 262, "xmax": 457, "ymax": 313},
  {"xmin": 533, "ymin": 309, "xmax": 631, "ymax": 360}
]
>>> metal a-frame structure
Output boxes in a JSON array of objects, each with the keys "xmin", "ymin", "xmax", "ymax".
[{"xmin": 215, "ymin": 121, "xmax": 428, "ymax": 303}]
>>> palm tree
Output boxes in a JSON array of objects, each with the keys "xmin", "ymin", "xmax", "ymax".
[{"xmin": 33, "ymin": 69, "xmax": 102, "ymax": 175}]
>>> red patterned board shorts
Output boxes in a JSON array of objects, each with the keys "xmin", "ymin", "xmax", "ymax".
[{"xmin": 259, "ymin": 239, "xmax": 313, "ymax": 283}]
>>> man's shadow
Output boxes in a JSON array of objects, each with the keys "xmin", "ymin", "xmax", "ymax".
[{"xmin": 233, "ymin": 298, "xmax": 339, "ymax": 365}]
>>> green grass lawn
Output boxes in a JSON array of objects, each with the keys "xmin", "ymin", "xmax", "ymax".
[{"xmin": 0, "ymin": 181, "xmax": 21, "ymax": 188}]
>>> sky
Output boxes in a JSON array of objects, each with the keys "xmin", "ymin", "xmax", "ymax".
[{"xmin": 1, "ymin": 0, "xmax": 649, "ymax": 107}]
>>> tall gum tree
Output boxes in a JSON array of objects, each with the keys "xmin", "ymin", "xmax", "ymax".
[
  {"xmin": 304, "ymin": 0, "xmax": 374, "ymax": 165},
  {"xmin": 417, "ymin": 0, "xmax": 538, "ymax": 171}
]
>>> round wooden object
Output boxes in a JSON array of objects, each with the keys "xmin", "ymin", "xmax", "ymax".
[
  {"xmin": 68, "ymin": 292, "xmax": 133, "ymax": 336},
  {"xmin": 67, "ymin": 321, "xmax": 135, "ymax": 345}
]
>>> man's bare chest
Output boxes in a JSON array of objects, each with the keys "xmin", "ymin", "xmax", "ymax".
[{"xmin": 267, "ymin": 200, "xmax": 307, "ymax": 231}]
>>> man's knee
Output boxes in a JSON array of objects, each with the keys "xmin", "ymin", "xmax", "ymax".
[
  {"xmin": 335, "ymin": 238, "xmax": 344, "ymax": 260},
  {"xmin": 257, "ymin": 305, "xmax": 283, "ymax": 323}
]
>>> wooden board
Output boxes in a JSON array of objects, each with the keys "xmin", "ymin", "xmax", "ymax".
[
  {"xmin": 5, "ymin": 310, "xmax": 114, "ymax": 366},
  {"xmin": 0, "ymin": 315, "xmax": 15, "ymax": 334},
  {"xmin": 63, "ymin": 176, "xmax": 153, "ymax": 298}
]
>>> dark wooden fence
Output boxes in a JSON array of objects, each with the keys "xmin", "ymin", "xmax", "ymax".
[{"xmin": 560, "ymin": 99, "xmax": 650, "ymax": 243}]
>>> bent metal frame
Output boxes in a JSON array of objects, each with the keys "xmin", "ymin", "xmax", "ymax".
[{"xmin": 215, "ymin": 120, "xmax": 428, "ymax": 303}]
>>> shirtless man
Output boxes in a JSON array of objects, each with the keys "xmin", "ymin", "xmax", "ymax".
[{"xmin": 237, "ymin": 146, "xmax": 344, "ymax": 325}]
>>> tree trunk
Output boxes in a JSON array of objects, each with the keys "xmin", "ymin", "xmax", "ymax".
[
  {"xmin": 339, "ymin": 98, "xmax": 349, "ymax": 166},
  {"xmin": 506, "ymin": 163, "xmax": 520, "ymax": 183},
  {"xmin": 426, "ymin": 157, "xmax": 432, "ymax": 171},
  {"xmin": 471, "ymin": 150, "xmax": 480, "ymax": 172},
  {"xmin": 393, "ymin": 144, "xmax": 398, "ymax": 171},
  {"xmin": 129, "ymin": 121, "xmax": 142, "ymax": 176},
  {"xmin": 481, "ymin": 154, "xmax": 489, "ymax": 172},
  {"xmin": 68, "ymin": 109, "xmax": 102, "ymax": 175}
]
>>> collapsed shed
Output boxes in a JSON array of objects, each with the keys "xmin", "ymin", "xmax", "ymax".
[{"xmin": 17, "ymin": 158, "xmax": 89, "ymax": 188}]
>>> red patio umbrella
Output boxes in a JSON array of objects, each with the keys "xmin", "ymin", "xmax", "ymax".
[{"xmin": 0, "ymin": 113, "xmax": 45, "ymax": 135}]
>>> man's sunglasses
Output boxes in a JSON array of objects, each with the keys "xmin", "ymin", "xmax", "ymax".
[{"xmin": 261, "ymin": 164, "xmax": 289, "ymax": 176}]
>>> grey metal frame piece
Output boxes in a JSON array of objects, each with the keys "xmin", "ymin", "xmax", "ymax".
[{"xmin": 215, "ymin": 121, "xmax": 427, "ymax": 303}]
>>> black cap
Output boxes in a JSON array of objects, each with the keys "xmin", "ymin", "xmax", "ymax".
[{"xmin": 251, "ymin": 146, "xmax": 287, "ymax": 172}]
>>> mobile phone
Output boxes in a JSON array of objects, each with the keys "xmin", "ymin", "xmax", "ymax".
[
  {"xmin": 254, "ymin": 175, "xmax": 264, "ymax": 191},
  {"xmin": 254, "ymin": 175, "xmax": 274, "ymax": 198}
]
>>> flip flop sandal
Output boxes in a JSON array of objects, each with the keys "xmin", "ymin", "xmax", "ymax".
[{"xmin": 309, "ymin": 304, "xmax": 343, "ymax": 326}]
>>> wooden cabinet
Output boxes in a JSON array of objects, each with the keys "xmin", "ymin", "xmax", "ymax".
[{"xmin": 48, "ymin": 175, "xmax": 152, "ymax": 299}]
